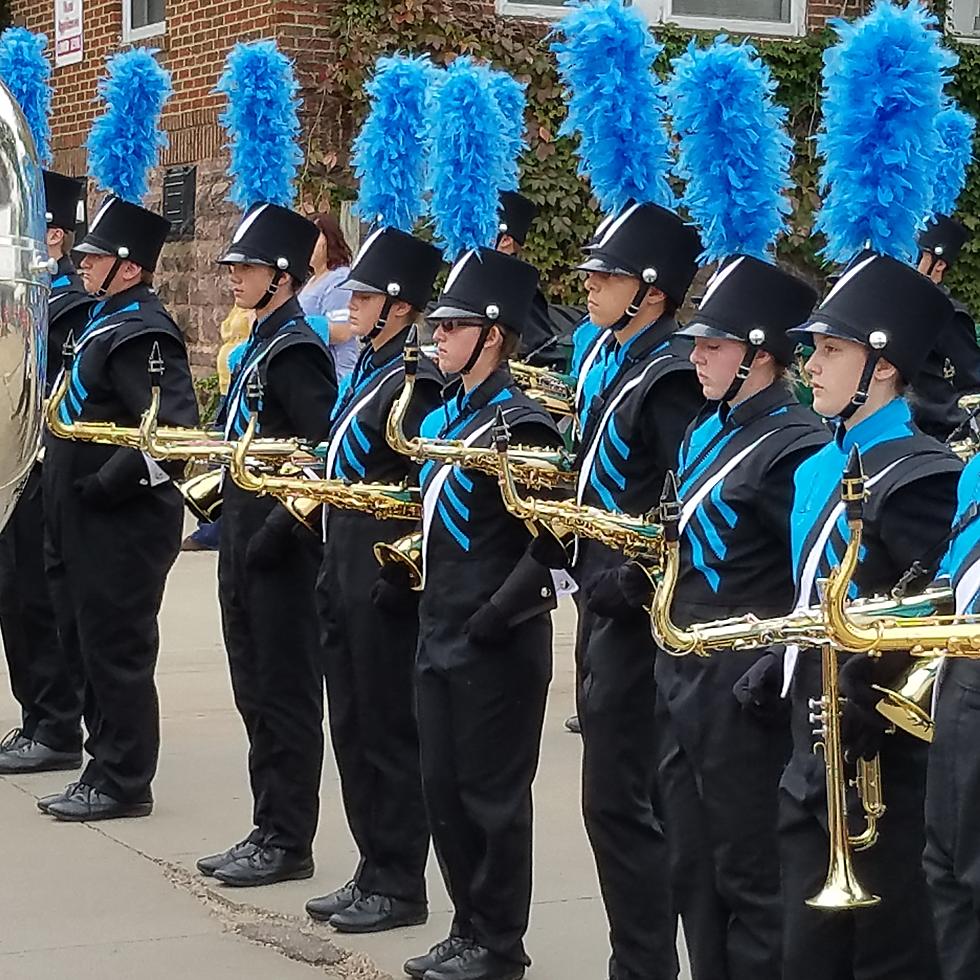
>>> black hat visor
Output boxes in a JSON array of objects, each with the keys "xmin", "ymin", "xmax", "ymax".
[
  {"xmin": 786, "ymin": 314, "xmax": 865, "ymax": 347},
  {"xmin": 428, "ymin": 304, "xmax": 484, "ymax": 321},
  {"xmin": 575, "ymin": 252, "xmax": 636, "ymax": 278},
  {"xmin": 216, "ymin": 249, "xmax": 276, "ymax": 268},
  {"xmin": 338, "ymin": 276, "xmax": 385, "ymax": 296}
]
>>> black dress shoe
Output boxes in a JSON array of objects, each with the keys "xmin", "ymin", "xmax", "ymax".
[
  {"xmin": 306, "ymin": 881, "xmax": 362, "ymax": 921},
  {"xmin": 197, "ymin": 839, "xmax": 261, "ymax": 877},
  {"xmin": 424, "ymin": 944, "xmax": 525, "ymax": 980},
  {"xmin": 404, "ymin": 937, "xmax": 471, "ymax": 978},
  {"xmin": 564, "ymin": 714, "xmax": 581, "ymax": 734},
  {"xmin": 46, "ymin": 783, "xmax": 153, "ymax": 822},
  {"xmin": 37, "ymin": 781, "xmax": 81, "ymax": 813},
  {"xmin": 212, "ymin": 845, "xmax": 314, "ymax": 887},
  {"xmin": 329, "ymin": 892, "xmax": 427, "ymax": 933},
  {"xmin": 0, "ymin": 738, "xmax": 82, "ymax": 774}
]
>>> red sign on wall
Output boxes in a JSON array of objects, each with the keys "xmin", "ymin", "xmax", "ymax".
[{"xmin": 55, "ymin": 0, "xmax": 84, "ymax": 68}]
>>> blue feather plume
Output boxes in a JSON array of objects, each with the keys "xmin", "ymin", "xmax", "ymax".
[
  {"xmin": 426, "ymin": 56, "xmax": 509, "ymax": 259},
  {"xmin": 552, "ymin": 0, "xmax": 674, "ymax": 213},
  {"xmin": 0, "ymin": 28, "xmax": 52, "ymax": 166},
  {"xmin": 814, "ymin": 0, "xmax": 956, "ymax": 265},
  {"xmin": 486, "ymin": 68, "xmax": 527, "ymax": 193},
  {"xmin": 216, "ymin": 40, "xmax": 302, "ymax": 210},
  {"xmin": 86, "ymin": 48, "xmax": 171, "ymax": 203},
  {"xmin": 352, "ymin": 54, "xmax": 435, "ymax": 232},
  {"xmin": 933, "ymin": 101, "xmax": 976, "ymax": 217},
  {"xmin": 668, "ymin": 38, "xmax": 792, "ymax": 265}
]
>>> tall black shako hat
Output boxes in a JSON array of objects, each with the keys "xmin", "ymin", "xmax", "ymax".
[
  {"xmin": 429, "ymin": 247, "xmax": 539, "ymax": 337},
  {"xmin": 918, "ymin": 215, "xmax": 970, "ymax": 269},
  {"xmin": 217, "ymin": 202, "xmax": 317, "ymax": 285},
  {"xmin": 497, "ymin": 191, "xmax": 538, "ymax": 247},
  {"xmin": 42, "ymin": 171, "xmax": 85, "ymax": 232},
  {"xmin": 678, "ymin": 256, "xmax": 817, "ymax": 366},
  {"xmin": 341, "ymin": 226, "xmax": 442, "ymax": 312},
  {"xmin": 788, "ymin": 251, "xmax": 954, "ymax": 384},
  {"xmin": 75, "ymin": 196, "xmax": 170, "ymax": 271},
  {"xmin": 577, "ymin": 201, "xmax": 702, "ymax": 310}
]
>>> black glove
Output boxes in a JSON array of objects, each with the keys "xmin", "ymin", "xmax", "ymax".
[
  {"xmin": 585, "ymin": 562, "xmax": 652, "ymax": 619},
  {"xmin": 73, "ymin": 474, "xmax": 115, "ymax": 511},
  {"xmin": 839, "ymin": 653, "xmax": 889, "ymax": 762},
  {"xmin": 370, "ymin": 562, "xmax": 419, "ymax": 616},
  {"xmin": 246, "ymin": 513, "xmax": 294, "ymax": 570},
  {"xmin": 529, "ymin": 528, "xmax": 570, "ymax": 569},
  {"xmin": 464, "ymin": 601, "xmax": 511, "ymax": 646},
  {"xmin": 732, "ymin": 652, "xmax": 788, "ymax": 726}
]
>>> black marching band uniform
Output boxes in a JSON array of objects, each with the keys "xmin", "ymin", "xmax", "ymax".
[
  {"xmin": 571, "ymin": 201, "xmax": 704, "ymax": 980},
  {"xmin": 780, "ymin": 255, "xmax": 962, "ymax": 979},
  {"xmin": 0, "ymin": 172, "xmax": 92, "ymax": 774},
  {"xmin": 406, "ymin": 248, "xmax": 561, "ymax": 980},
  {"xmin": 925, "ymin": 450, "xmax": 980, "ymax": 980},
  {"xmin": 658, "ymin": 258, "xmax": 828, "ymax": 980},
  {"xmin": 201, "ymin": 203, "xmax": 337, "ymax": 885},
  {"xmin": 42, "ymin": 196, "xmax": 199, "ymax": 819},
  {"xmin": 307, "ymin": 227, "xmax": 444, "ymax": 929}
]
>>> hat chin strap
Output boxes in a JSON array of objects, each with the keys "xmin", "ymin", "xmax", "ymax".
[
  {"xmin": 94, "ymin": 256, "xmax": 125, "ymax": 298},
  {"xmin": 721, "ymin": 345, "xmax": 760, "ymax": 404},
  {"xmin": 252, "ymin": 269, "xmax": 284, "ymax": 312},
  {"xmin": 367, "ymin": 296, "xmax": 395, "ymax": 343},
  {"xmin": 838, "ymin": 350, "xmax": 881, "ymax": 422},
  {"xmin": 460, "ymin": 320, "xmax": 497, "ymax": 376},
  {"xmin": 609, "ymin": 283, "xmax": 651, "ymax": 333}
]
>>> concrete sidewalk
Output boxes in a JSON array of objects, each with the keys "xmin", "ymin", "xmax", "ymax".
[{"xmin": 0, "ymin": 547, "xmax": 689, "ymax": 979}]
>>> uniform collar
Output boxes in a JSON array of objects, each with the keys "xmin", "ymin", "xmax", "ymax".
[
  {"xmin": 450, "ymin": 365, "xmax": 514, "ymax": 415},
  {"xmin": 837, "ymin": 396, "xmax": 911, "ymax": 452},
  {"xmin": 367, "ymin": 327, "xmax": 411, "ymax": 369},
  {"xmin": 720, "ymin": 381, "xmax": 794, "ymax": 428},
  {"xmin": 614, "ymin": 313, "xmax": 677, "ymax": 365},
  {"xmin": 57, "ymin": 255, "xmax": 77, "ymax": 278},
  {"xmin": 255, "ymin": 295, "xmax": 303, "ymax": 339},
  {"xmin": 97, "ymin": 282, "xmax": 153, "ymax": 316}
]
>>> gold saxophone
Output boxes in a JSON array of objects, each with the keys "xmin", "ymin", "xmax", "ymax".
[
  {"xmin": 949, "ymin": 393, "xmax": 980, "ymax": 460},
  {"xmin": 387, "ymin": 329, "xmax": 577, "ymax": 491},
  {"xmin": 492, "ymin": 407, "xmax": 663, "ymax": 580}
]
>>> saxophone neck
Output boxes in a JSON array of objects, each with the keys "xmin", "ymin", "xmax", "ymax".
[
  {"xmin": 45, "ymin": 364, "xmax": 73, "ymax": 440},
  {"xmin": 493, "ymin": 407, "xmax": 533, "ymax": 521},
  {"xmin": 229, "ymin": 412, "xmax": 264, "ymax": 493},
  {"xmin": 387, "ymin": 364, "xmax": 419, "ymax": 458}
]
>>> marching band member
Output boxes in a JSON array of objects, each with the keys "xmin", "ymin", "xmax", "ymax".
[
  {"xmin": 0, "ymin": 31, "xmax": 92, "ymax": 774},
  {"xmin": 196, "ymin": 41, "xmax": 337, "ymax": 888},
  {"xmin": 40, "ymin": 50, "xmax": 199, "ymax": 821},
  {"xmin": 653, "ymin": 37, "xmax": 828, "ymax": 979},
  {"xmin": 777, "ymin": 7, "xmax": 960, "ymax": 973},
  {"xmin": 306, "ymin": 53, "xmax": 444, "ymax": 933},
  {"xmin": 399, "ymin": 57, "xmax": 561, "ymax": 980},
  {"xmin": 552, "ymin": 6, "xmax": 706, "ymax": 974}
]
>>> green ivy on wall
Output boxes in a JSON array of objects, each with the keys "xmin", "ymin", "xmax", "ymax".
[{"xmin": 311, "ymin": 0, "xmax": 980, "ymax": 313}]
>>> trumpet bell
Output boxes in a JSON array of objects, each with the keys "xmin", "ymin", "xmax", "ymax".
[
  {"xmin": 180, "ymin": 470, "xmax": 223, "ymax": 523},
  {"xmin": 373, "ymin": 531, "xmax": 423, "ymax": 591},
  {"xmin": 874, "ymin": 657, "xmax": 941, "ymax": 744}
]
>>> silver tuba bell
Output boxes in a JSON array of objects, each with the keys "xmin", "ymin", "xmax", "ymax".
[{"xmin": 0, "ymin": 80, "xmax": 51, "ymax": 531}]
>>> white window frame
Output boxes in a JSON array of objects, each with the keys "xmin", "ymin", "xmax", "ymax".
[
  {"xmin": 946, "ymin": 0, "xmax": 980, "ymax": 44},
  {"xmin": 122, "ymin": 0, "xmax": 166, "ymax": 43},
  {"xmin": 498, "ymin": 0, "xmax": 805, "ymax": 37}
]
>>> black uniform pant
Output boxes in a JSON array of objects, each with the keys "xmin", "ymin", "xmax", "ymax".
[
  {"xmin": 656, "ymin": 652, "xmax": 789, "ymax": 980},
  {"xmin": 44, "ymin": 477, "xmax": 181, "ymax": 800},
  {"xmin": 780, "ymin": 656, "xmax": 940, "ymax": 980},
  {"xmin": 318, "ymin": 511, "xmax": 428, "ymax": 902},
  {"xmin": 416, "ymin": 616, "xmax": 551, "ymax": 966},
  {"xmin": 0, "ymin": 465, "xmax": 82, "ymax": 752},
  {"xmin": 576, "ymin": 603, "xmax": 676, "ymax": 980},
  {"xmin": 218, "ymin": 488, "xmax": 323, "ymax": 854},
  {"xmin": 924, "ymin": 660, "xmax": 980, "ymax": 980}
]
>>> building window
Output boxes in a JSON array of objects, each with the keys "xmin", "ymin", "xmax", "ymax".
[
  {"xmin": 499, "ymin": 0, "xmax": 804, "ymax": 36},
  {"xmin": 947, "ymin": 0, "xmax": 980, "ymax": 41},
  {"xmin": 122, "ymin": 0, "xmax": 166, "ymax": 42}
]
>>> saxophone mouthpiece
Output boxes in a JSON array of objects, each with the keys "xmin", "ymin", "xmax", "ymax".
[
  {"xmin": 404, "ymin": 325, "xmax": 419, "ymax": 378},
  {"xmin": 842, "ymin": 445, "xmax": 866, "ymax": 523},
  {"xmin": 660, "ymin": 471, "xmax": 680, "ymax": 543},
  {"xmin": 245, "ymin": 371, "xmax": 264, "ymax": 414},
  {"xmin": 492, "ymin": 407, "xmax": 511, "ymax": 455},
  {"xmin": 62, "ymin": 331, "xmax": 76, "ymax": 369},
  {"xmin": 147, "ymin": 341, "xmax": 165, "ymax": 384}
]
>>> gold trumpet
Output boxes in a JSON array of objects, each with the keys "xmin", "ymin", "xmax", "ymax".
[
  {"xmin": 492, "ymin": 407, "xmax": 663, "ymax": 578},
  {"xmin": 387, "ymin": 328, "xmax": 576, "ymax": 491},
  {"xmin": 374, "ymin": 530, "xmax": 423, "ymax": 591}
]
